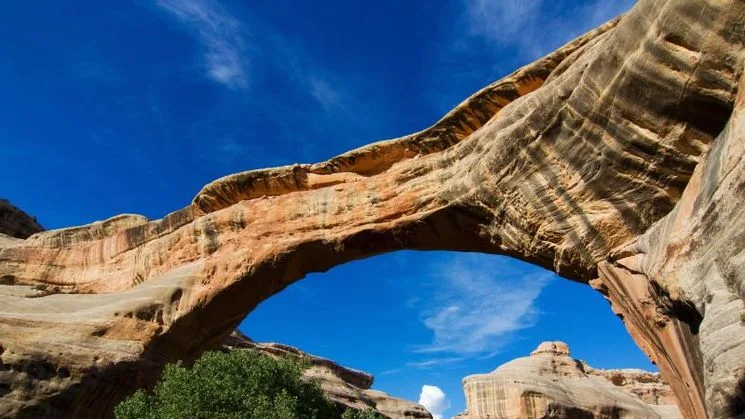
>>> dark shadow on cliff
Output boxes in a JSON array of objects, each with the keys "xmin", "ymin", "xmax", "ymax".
[{"xmin": 725, "ymin": 375, "xmax": 745, "ymax": 418}]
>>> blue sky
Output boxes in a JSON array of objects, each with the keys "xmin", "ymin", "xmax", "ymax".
[{"xmin": 1, "ymin": 0, "xmax": 644, "ymax": 416}]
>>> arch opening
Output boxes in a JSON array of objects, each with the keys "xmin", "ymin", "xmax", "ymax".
[{"xmin": 239, "ymin": 250, "xmax": 658, "ymax": 417}]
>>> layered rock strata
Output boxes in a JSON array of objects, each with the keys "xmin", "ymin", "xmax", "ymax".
[
  {"xmin": 222, "ymin": 331, "xmax": 431, "ymax": 418},
  {"xmin": 458, "ymin": 341, "xmax": 680, "ymax": 419},
  {"xmin": 592, "ymin": 64, "xmax": 745, "ymax": 418},
  {"xmin": 1, "ymin": 0, "xmax": 745, "ymax": 417}
]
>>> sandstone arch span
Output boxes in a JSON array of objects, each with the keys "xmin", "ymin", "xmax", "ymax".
[{"xmin": 1, "ymin": 0, "xmax": 745, "ymax": 417}]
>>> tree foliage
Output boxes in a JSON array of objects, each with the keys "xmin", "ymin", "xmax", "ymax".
[
  {"xmin": 342, "ymin": 408, "xmax": 386, "ymax": 419},
  {"xmin": 114, "ymin": 349, "xmax": 338, "ymax": 419}
]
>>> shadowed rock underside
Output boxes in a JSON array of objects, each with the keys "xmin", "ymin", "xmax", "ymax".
[{"xmin": 1, "ymin": 0, "xmax": 745, "ymax": 417}]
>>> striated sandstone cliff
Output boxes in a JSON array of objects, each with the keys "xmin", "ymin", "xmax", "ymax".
[
  {"xmin": 457, "ymin": 341, "xmax": 680, "ymax": 419},
  {"xmin": 222, "ymin": 331, "xmax": 431, "ymax": 418},
  {"xmin": 1, "ymin": 0, "xmax": 745, "ymax": 417},
  {"xmin": 592, "ymin": 66, "xmax": 745, "ymax": 418}
]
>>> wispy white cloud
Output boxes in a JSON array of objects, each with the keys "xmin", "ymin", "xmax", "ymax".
[
  {"xmin": 462, "ymin": 0, "xmax": 636, "ymax": 58},
  {"xmin": 464, "ymin": 0, "xmax": 543, "ymax": 44},
  {"xmin": 415, "ymin": 253, "xmax": 553, "ymax": 357},
  {"xmin": 406, "ymin": 357, "xmax": 465, "ymax": 369},
  {"xmin": 308, "ymin": 76, "xmax": 342, "ymax": 109},
  {"xmin": 379, "ymin": 368, "xmax": 405, "ymax": 376},
  {"xmin": 418, "ymin": 385, "xmax": 450, "ymax": 419},
  {"xmin": 214, "ymin": 137, "xmax": 245, "ymax": 166},
  {"xmin": 157, "ymin": 0, "xmax": 248, "ymax": 89},
  {"xmin": 272, "ymin": 42, "xmax": 353, "ymax": 119}
]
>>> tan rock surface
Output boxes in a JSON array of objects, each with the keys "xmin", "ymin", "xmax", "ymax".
[
  {"xmin": 592, "ymin": 53, "xmax": 745, "ymax": 418},
  {"xmin": 1, "ymin": 0, "xmax": 745, "ymax": 417},
  {"xmin": 459, "ymin": 341, "xmax": 680, "ymax": 419},
  {"xmin": 585, "ymin": 367, "xmax": 678, "ymax": 408},
  {"xmin": 222, "ymin": 331, "xmax": 431, "ymax": 418}
]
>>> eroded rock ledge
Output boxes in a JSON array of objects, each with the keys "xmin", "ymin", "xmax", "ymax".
[
  {"xmin": 1, "ymin": 0, "xmax": 745, "ymax": 417},
  {"xmin": 0, "ymin": 199, "xmax": 43, "ymax": 240},
  {"xmin": 456, "ymin": 341, "xmax": 680, "ymax": 419}
]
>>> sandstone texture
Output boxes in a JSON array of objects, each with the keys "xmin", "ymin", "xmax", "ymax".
[
  {"xmin": 1, "ymin": 0, "xmax": 745, "ymax": 417},
  {"xmin": 458, "ymin": 341, "xmax": 680, "ymax": 419},
  {"xmin": 222, "ymin": 331, "xmax": 431, "ymax": 418}
]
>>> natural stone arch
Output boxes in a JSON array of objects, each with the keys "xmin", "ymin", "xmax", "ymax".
[{"xmin": 1, "ymin": 0, "xmax": 745, "ymax": 418}]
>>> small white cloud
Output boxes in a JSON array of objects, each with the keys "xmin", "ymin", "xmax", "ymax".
[
  {"xmin": 415, "ymin": 253, "xmax": 553, "ymax": 356},
  {"xmin": 418, "ymin": 385, "xmax": 450, "ymax": 419},
  {"xmin": 157, "ymin": 0, "xmax": 248, "ymax": 89}
]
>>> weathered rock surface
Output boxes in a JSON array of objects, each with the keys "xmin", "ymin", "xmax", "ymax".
[
  {"xmin": 592, "ymin": 59, "xmax": 745, "ymax": 418},
  {"xmin": 1, "ymin": 0, "xmax": 745, "ymax": 417},
  {"xmin": 458, "ymin": 341, "xmax": 680, "ymax": 419},
  {"xmin": 585, "ymin": 366, "xmax": 678, "ymax": 409},
  {"xmin": 0, "ymin": 199, "xmax": 43, "ymax": 240},
  {"xmin": 222, "ymin": 331, "xmax": 431, "ymax": 418}
]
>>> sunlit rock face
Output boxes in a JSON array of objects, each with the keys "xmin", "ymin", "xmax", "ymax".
[
  {"xmin": 1, "ymin": 0, "xmax": 745, "ymax": 417},
  {"xmin": 457, "ymin": 341, "xmax": 681, "ymax": 419},
  {"xmin": 222, "ymin": 331, "xmax": 432, "ymax": 419}
]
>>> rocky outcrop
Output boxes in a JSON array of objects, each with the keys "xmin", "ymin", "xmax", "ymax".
[
  {"xmin": 585, "ymin": 367, "xmax": 678, "ymax": 408},
  {"xmin": 1, "ymin": 0, "xmax": 745, "ymax": 417},
  {"xmin": 458, "ymin": 341, "xmax": 680, "ymax": 419},
  {"xmin": 0, "ymin": 199, "xmax": 43, "ymax": 240},
  {"xmin": 222, "ymin": 331, "xmax": 431, "ymax": 418}
]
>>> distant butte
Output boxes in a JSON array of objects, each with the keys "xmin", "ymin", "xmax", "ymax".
[{"xmin": 455, "ymin": 341, "xmax": 681, "ymax": 419}]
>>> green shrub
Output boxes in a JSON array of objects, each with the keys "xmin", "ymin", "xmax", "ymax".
[
  {"xmin": 342, "ymin": 408, "xmax": 385, "ymax": 419},
  {"xmin": 114, "ymin": 349, "xmax": 337, "ymax": 419}
]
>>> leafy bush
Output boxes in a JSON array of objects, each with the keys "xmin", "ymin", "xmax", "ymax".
[
  {"xmin": 342, "ymin": 408, "xmax": 386, "ymax": 419},
  {"xmin": 115, "ymin": 349, "xmax": 338, "ymax": 419}
]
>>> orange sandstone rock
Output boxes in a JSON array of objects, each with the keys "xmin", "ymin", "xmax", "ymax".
[{"xmin": 1, "ymin": 1, "xmax": 745, "ymax": 417}]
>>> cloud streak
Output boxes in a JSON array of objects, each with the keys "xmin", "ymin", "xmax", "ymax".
[
  {"xmin": 157, "ymin": 0, "xmax": 248, "ymax": 89},
  {"xmin": 464, "ymin": 0, "xmax": 543, "ymax": 43},
  {"xmin": 462, "ymin": 0, "xmax": 636, "ymax": 59},
  {"xmin": 405, "ymin": 357, "xmax": 465, "ymax": 369},
  {"xmin": 415, "ymin": 253, "xmax": 553, "ymax": 357}
]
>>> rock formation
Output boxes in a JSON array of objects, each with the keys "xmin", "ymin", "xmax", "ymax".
[
  {"xmin": 0, "ymin": 199, "xmax": 43, "ymax": 240},
  {"xmin": 1, "ymin": 0, "xmax": 745, "ymax": 417},
  {"xmin": 457, "ymin": 341, "xmax": 680, "ymax": 419},
  {"xmin": 222, "ymin": 331, "xmax": 431, "ymax": 418},
  {"xmin": 585, "ymin": 367, "xmax": 680, "ymax": 418}
]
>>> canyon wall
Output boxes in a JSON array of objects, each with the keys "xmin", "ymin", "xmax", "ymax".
[{"xmin": 1, "ymin": 0, "xmax": 745, "ymax": 417}]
